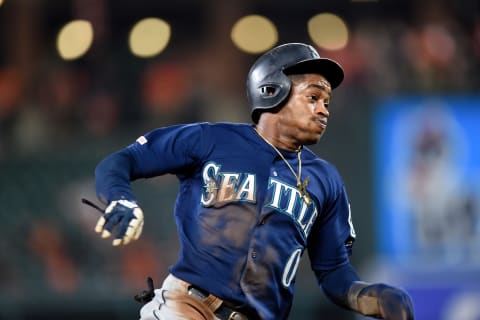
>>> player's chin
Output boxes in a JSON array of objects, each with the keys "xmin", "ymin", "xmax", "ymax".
[
  {"xmin": 299, "ymin": 125, "xmax": 325, "ymax": 145},
  {"xmin": 313, "ymin": 126, "xmax": 326, "ymax": 138},
  {"xmin": 302, "ymin": 131, "xmax": 324, "ymax": 145}
]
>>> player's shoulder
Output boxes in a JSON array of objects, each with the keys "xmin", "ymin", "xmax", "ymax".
[
  {"xmin": 199, "ymin": 122, "xmax": 251, "ymax": 131},
  {"xmin": 302, "ymin": 147, "xmax": 335, "ymax": 168},
  {"xmin": 147, "ymin": 122, "xmax": 248, "ymax": 136},
  {"xmin": 196, "ymin": 122, "xmax": 254, "ymax": 138},
  {"xmin": 303, "ymin": 147, "xmax": 342, "ymax": 178}
]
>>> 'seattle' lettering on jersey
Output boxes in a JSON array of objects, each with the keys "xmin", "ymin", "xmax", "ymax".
[{"xmin": 127, "ymin": 123, "xmax": 355, "ymax": 320}]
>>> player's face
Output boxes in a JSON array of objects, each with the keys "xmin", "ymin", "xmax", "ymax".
[{"xmin": 278, "ymin": 73, "xmax": 332, "ymax": 146}]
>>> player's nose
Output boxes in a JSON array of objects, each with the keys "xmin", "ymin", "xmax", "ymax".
[{"xmin": 314, "ymin": 102, "xmax": 329, "ymax": 117}]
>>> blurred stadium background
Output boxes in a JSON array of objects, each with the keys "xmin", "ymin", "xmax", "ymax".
[{"xmin": 0, "ymin": 0, "xmax": 479, "ymax": 319}]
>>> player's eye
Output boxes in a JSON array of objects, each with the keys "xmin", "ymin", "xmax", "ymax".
[{"xmin": 307, "ymin": 95, "xmax": 318, "ymax": 102}]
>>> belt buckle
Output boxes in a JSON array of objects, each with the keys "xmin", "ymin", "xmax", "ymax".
[
  {"xmin": 228, "ymin": 311, "xmax": 248, "ymax": 320},
  {"xmin": 187, "ymin": 286, "xmax": 208, "ymax": 300},
  {"xmin": 227, "ymin": 311, "xmax": 239, "ymax": 320}
]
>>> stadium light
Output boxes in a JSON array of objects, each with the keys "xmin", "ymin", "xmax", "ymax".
[
  {"xmin": 56, "ymin": 20, "xmax": 94, "ymax": 60},
  {"xmin": 231, "ymin": 15, "xmax": 278, "ymax": 54},
  {"xmin": 129, "ymin": 18, "xmax": 171, "ymax": 58},
  {"xmin": 308, "ymin": 13, "xmax": 349, "ymax": 51}
]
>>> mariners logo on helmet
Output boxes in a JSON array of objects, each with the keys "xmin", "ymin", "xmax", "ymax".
[{"xmin": 246, "ymin": 43, "xmax": 344, "ymax": 123}]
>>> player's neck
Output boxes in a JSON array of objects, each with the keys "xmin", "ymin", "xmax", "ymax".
[{"xmin": 254, "ymin": 120, "xmax": 301, "ymax": 152}]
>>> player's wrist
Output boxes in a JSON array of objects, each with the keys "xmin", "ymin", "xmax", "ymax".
[
  {"xmin": 347, "ymin": 281, "xmax": 379, "ymax": 316},
  {"xmin": 108, "ymin": 193, "xmax": 138, "ymax": 205}
]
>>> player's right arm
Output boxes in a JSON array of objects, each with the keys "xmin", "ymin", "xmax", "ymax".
[
  {"xmin": 93, "ymin": 123, "xmax": 208, "ymax": 246},
  {"xmin": 94, "ymin": 148, "xmax": 144, "ymax": 246},
  {"xmin": 95, "ymin": 149, "xmax": 137, "ymax": 205}
]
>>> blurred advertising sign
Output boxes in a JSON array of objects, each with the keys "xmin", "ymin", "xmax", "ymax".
[
  {"xmin": 374, "ymin": 95, "xmax": 480, "ymax": 264},
  {"xmin": 372, "ymin": 95, "xmax": 480, "ymax": 320}
]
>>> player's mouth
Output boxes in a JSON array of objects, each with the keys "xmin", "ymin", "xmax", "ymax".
[{"xmin": 315, "ymin": 118, "xmax": 328, "ymax": 129}]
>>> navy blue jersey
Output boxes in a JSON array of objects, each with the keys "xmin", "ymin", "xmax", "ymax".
[{"xmin": 108, "ymin": 122, "xmax": 355, "ymax": 319}]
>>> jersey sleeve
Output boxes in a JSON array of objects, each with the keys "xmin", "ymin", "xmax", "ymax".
[
  {"xmin": 307, "ymin": 170, "xmax": 356, "ymax": 273},
  {"xmin": 127, "ymin": 123, "xmax": 208, "ymax": 178}
]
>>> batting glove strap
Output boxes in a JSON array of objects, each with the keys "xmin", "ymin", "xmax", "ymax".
[
  {"xmin": 348, "ymin": 282, "xmax": 414, "ymax": 320},
  {"xmin": 134, "ymin": 277, "xmax": 155, "ymax": 304},
  {"xmin": 95, "ymin": 199, "xmax": 144, "ymax": 246}
]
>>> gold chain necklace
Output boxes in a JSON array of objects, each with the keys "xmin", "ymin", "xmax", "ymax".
[{"xmin": 254, "ymin": 128, "xmax": 311, "ymax": 205}]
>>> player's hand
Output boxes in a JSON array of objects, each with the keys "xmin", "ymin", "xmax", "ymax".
[
  {"xmin": 349, "ymin": 281, "xmax": 414, "ymax": 320},
  {"xmin": 94, "ymin": 199, "xmax": 144, "ymax": 246},
  {"xmin": 376, "ymin": 284, "xmax": 414, "ymax": 320}
]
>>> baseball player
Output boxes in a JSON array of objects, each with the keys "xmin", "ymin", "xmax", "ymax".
[{"xmin": 92, "ymin": 43, "xmax": 414, "ymax": 319}]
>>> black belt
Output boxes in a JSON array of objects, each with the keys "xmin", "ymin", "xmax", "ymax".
[{"xmin": 187, "ymin": 286, "xmax": 248, "ymax": 320}]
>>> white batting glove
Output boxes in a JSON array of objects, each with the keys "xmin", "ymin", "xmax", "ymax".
[{"xmin": 94, "ymin": 199, "xmax": 144, "ymax": 246}]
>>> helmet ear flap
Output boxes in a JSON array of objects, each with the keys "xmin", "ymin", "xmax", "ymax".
[
  {"xmin": 249, "ymin": 76, "xmax": 291, "ymax": 123},
  {"xmin": 259, "ymin": 84, "xmax": 281, "ymax": 98}
]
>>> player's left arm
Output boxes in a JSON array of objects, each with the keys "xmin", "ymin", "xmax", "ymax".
[
  {"xmin": 317, "ymin": 262, "xmax": 415, "ymax": 320},
  {"xmin": 309, "ymin": 165, "xmax": 414, "ymax": 319}
]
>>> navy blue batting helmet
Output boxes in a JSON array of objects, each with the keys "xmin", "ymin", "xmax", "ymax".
[{"xmin": 247, "ymin": 43, "xmax": 344, "ymax": 123}]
